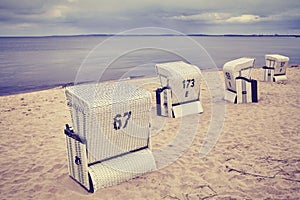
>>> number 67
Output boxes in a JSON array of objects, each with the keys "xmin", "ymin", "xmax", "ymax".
[{"xmin": 113, "ymin": 111, "xmax": 132, "ymax": 130}]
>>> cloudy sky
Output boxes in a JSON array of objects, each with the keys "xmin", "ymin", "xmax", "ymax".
[{"xmin": 0, "ymin": 0, "xmax": 299, "ymax": 36}]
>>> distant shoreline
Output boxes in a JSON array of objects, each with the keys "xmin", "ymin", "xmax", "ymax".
[
  {"xmin": 3, "ymin": 65, "xmax": 300, "ymax": 97},
  {"xmin": 0, "ymin": 34, "xmax": 299, "ymax": 38}
]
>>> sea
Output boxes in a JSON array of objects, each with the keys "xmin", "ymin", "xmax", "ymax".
[{"xmin": 0, "ymin": 35, "xmax": 299, "ymax": 96}]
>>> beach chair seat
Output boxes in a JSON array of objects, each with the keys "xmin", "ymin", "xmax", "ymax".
[
  {"xmin": 223, "ymin": 57, "xmax": 259, "ymax": 104},
  {"xmin": 64, "ymin": 82, "xmax": 156, "ymax": 192},
  {"xmin": 263, "ymin": 54, "xmax": 289, "ymax": 82},
  {"xmin": 155, "ymin": 61, "xmax": 203, "ymax": 118}
]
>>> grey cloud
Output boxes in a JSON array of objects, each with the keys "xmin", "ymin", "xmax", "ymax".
[
  {"xmin": 0, "ymin": 0, "xmax": 44, "ymax": 10},
  {"xmin": 0, "ymin": 0, "xmax": 299, "ymax": 35}
]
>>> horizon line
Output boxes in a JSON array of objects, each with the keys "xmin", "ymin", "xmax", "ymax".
[{"xmin": 0, "ymin": 33, "xmax": 299, "ymax": 38}]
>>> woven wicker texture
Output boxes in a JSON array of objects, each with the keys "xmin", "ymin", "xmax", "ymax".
[
  {"xmin": 66, "ymin": 135, "xmax": 90, "ymax": 190},
  {"xmin": 88, "ymin": 149, "xmax": 156, "ymax": 191},
  {"xmin": 65, "ymin": 82, "xmax": 152, "ymax": 164},
  {"xmin": 156, "ymin": 61, "xmax": 202, "ymax": 104}
]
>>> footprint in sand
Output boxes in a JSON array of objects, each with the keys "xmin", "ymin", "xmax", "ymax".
[
  {"xmin": 31, "ymin": 166, "xmax": 44, "ymax": 173},
  {"xmin": 28, "ymin": 184, "xmax": 43, "ymax": 193},
  {"xmin": 48, "ymin": 164, "xmax": 64, "ymax": 173},
  {"xmin": 13, "ymin": 178, "xmax": 29, "ymax": 184}
]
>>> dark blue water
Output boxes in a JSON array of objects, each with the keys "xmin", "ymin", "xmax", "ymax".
[{"xmin": 0, "ymin": 36, "xmax": 299, "ymax": 96}]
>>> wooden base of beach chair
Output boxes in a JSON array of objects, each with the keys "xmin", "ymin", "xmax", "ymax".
[
  {"xmin": 224, "ymin": 90, "xmax": 237, "ymax": 103},
  {"xmin": 156, "ymin": 87, "xmax": 203, "ymax": 118},
  {"xmin": 273, "ymin": 75, "xmax": 287, "ymax": 82},
  {"xmin": 172, "ymin": 101, "xmax": 203, "ymax": 118},
  {"xmin": 88, "ymin": 148, "xmax": 156, "ymax": 192}
]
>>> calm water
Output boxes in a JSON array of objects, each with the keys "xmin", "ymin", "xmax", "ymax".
[{"xmin": 0, "ymin": 36, "xmax": 299, "ymax": 96}]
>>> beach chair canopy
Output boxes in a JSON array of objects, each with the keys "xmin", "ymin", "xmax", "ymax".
[
  {"xmin": 223, "ymin": 57, "xmax": 255, "ymax": 92},
  {"xmin": 155, "ymin": 61, "xmax": 202, "ymax": 104},
  {"xmin": 265, "ymin": 54, "xmax": 289, "ymax": 63},
  {"xmin": 65, "ymin": 82, "xmax": 152, "ymax": 164}
]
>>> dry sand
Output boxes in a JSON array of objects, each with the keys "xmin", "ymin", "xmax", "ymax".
[{"xmin": 0, "ymin": 67, "xmax": 299, "ymax": 199}]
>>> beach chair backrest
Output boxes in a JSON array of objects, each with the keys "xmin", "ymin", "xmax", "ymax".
[
  {"xmin": 223, "ymin": 57, "xmax": 255, "ymax": 92},
  {"xmin": 65, "ymin": 82, "xmax": 152, "ymax": 164},
  {"xmin": 155, "ymin": 61, "xmax": 202, "ymax": 105}
]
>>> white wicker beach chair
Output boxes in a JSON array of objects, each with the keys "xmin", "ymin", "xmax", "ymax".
[
  {"xmin": 155, "ymin": 61, "xmax": 203, "ymax": 118},
  {"xmin": 64, "ymin": 82, "xmax": 156, "ymax": 192},
  {"xmin": 263, "ymin": 54, "xmax": 289, "ymax": 82},
  {"xmin": 223, "ymin": 57, "xmax": 259, "ymax": 104}
]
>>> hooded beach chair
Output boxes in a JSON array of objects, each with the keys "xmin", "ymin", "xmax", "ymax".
[
  {"xmin": 223, "ymin": 57, "xmax": 259, "ymax": 104},
  {"xmin": 64, "ymin": 81, "xmax": 156, "ymax": 192},
  {"xmin": 155, "ymin": 61, "xmax": 203, "ymax": 118},
  {"xmin": 263, "ymin": 54, "xmax": 289, "ymax": 82}
]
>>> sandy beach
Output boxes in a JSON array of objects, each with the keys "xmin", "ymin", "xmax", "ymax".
[{"xmin": 0, "ymin": 66, "xmax": 299, "ymax": 199}]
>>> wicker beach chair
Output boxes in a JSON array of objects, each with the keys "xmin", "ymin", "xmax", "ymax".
[
  {"xmin": 223, "ymin": 57, "xmax": 259, "ymax": 104},
  {"xmin": 263, "ymin": 54, "xmax": 289, "ymax": 82},
  {"xmin": 64, "ymin": 81, "xmax": 156, "ymax": 192},
  {"xmin": 155, "ymin": 61, "xmax": 203, "ymax": 118}
]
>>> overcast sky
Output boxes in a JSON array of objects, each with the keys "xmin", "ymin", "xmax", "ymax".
[{"xmin": 0, "ymin": 0, "xmax": 299, "ymax": 36}]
